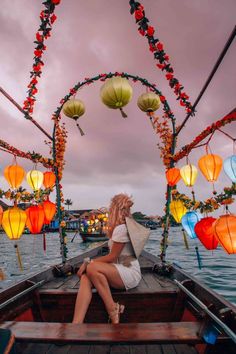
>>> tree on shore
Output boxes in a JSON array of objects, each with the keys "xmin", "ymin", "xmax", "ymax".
[{"xmin": 65, "ymin": 199, "xmax": 73, "ymax": 211}]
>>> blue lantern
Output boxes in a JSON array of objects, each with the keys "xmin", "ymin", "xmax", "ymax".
[
  {"xmin": 181, "ymin": 211, "xmax": 202, "ymax": 239},
  {"xmin": 223, "ymin": 155, "xmax": 236, "ymax": 182}
]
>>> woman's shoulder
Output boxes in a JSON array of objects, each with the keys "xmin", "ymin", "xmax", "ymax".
[
  {"xmin": 114, "ymin": 224, "xmax": 127, "ymax": 232},
  {"xmin": 112, "ymin": 223, "xmax": 129, "ymax": 242}
]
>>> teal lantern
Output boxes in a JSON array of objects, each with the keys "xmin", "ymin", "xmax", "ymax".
[
  {"xmin": 181, "ymin": 211, "xmax": 202, "ymax": 239},
  {"xmin": 223, "ymin": 155, "xmax": 236, "ymax": 182}
]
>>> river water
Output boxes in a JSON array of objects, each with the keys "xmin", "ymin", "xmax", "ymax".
[{"xmin": 0, "ymin": 227, "xmax": 236, "ymax": 305}]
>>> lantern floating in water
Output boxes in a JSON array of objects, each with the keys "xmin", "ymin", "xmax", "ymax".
[
  {"xmin": 4, "ymin": 163, "xmax": 25, "ymax": 189},
  {"xmin": 42, "ymin": 200, "xmax": 56, "ymax": 225},
  {"xmin": 26, "ymin": 205, "xmax": 45, "ymax": 234},
  {"xmin": 170, "ymin": 200, "xmax": 187, "ymax": 223},
  {"xmin": 137, "ymin": 92, "xmax": 161, "ymax": 113},
  {"xmin": 100, "ymin": 77, "xmax": 133, "ymax": 118},
  {"xmin": 180, "ymin": 164, "xmax": 198, "ymax": 187},
  {"xmin": 27, "ymin": 169, "xmax": 44, "ymax": 191},
  {"xmin": 194, "ymin": 217, "xmax": 218, "ymax": 250},
  {"xmin": 198, "ymin": 154, "xmax": 222, "ymax": 182},
  {"xmin": 181, "ymin": 211, "xmax": 202, "ymax": 239},
  {"xmin": 2, "ymin": 206, "xmax": 27, "ymax": 240},
  {"xmin": 213, "ymin": 214, "xmax": 236, "ymax": 254},
  {"xmin": 43, "ymin": 171, "xmax": 56, "ymax": 189},
  {"xmin": 223, "ymin": 155, "xmax": 236, "ymax": 182},
  {"xmin": 166, "ymin": 168, "xmax": 181, "ymax": 187},
  {"xmin": 62, "ymin": 99, "xmax": 85, "ymax": 136}
]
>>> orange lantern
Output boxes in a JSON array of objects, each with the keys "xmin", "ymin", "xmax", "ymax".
[
  {"xmin": 198, "ymin": 154, "xmax": 223, "ymax": 182},
  {"xmin": 0, "ymin": 206, "xmax": 3, "ymax": 225},
  {"xmin": 2, "ymin": 206, "xmax": 27, "ymax": 240},
  {"xmin": 194, "ymin": 217, "xmax": 218, "ymax": 250},
  {"xmin": 4, "ymin": 164, "xmax": 25, "ymax": 189},
  {"xmin": 213, "ymin": 214, "xmax": 236, "ymax": 254},
  {"xmin": 26, "ymin": 205, "xmax": 45, "ymax": 234},
  {"xmin": 42, "ymin": 200, "xmax": 56, "ymax": 224},
  {"xmin": 180, "ymin": 164, "xmax": 198, "ymax": 187},
  {"xmin": 43, "ymin": 171, "xmax": 56, "ymax": 189},
  {"xmin": 166, "ymin": 168, "xmax": 181, "ymax": 186}
]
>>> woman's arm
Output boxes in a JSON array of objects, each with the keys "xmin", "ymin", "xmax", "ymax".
[{"xmin": 93, "ymin": 242, "xmax": 125, "ymax": 263}]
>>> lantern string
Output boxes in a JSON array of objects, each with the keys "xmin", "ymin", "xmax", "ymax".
[
  {"xmin": 148, "ymin": 113, "xmax": 156, "ymax": 130},
  {"xmin": 217, "ymin": 128, "xmax": 235, "ymax": 141},
  {"xmin": 182, "ymin": 229, "xmax": 189, "ymax": 250},
  {"xmin": 76, "ymin": 123, "xmax": 85, "ymax": 136},
  {"xmin": 195, "ymin": 246, "xmax": 203, "ymax": 270},
  {"xmin": 119, "ymin": 108, "xmax": 128, "ymax": 118},
  {"xmin": 14, "ymin": 244, "xmax": 23, "ymax": 271}
]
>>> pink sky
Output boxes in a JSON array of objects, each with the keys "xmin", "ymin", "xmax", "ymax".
[{"xmin": 0, "ymin": 0, "xmax": 235, "ymax": 215}]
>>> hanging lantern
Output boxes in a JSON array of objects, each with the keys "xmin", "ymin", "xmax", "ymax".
[
  {"xmin": 100, "ymin": 77, "xmax": 133, "ymax": 118},
  {"xmin": 170, "ymin": 200, "xmax": 187, "ymax": 223},
  {"xmin": 213, "ymin": 214, "xmax": 236, "ymax": 254},
  {"xmin": 194, "ymin": 217, "xmax": 218, "ymax": 250},
  {"xmin": 4, "ymin": 164, "xmax": 25, "ymax": 189},
  {"xmin": 198, "ymin": 154, "xmax": 223, "ymax": 182},
  {"xmin": 137, "ymin": 92, "xmax": 161, "ymax": 113},
  {"xmin": 26, "ymin": 205, "xmax": 45, "ymax": 234},
  {"xmin": 27, "ymin": 170, "xmax": 44, "ymax": 191},
  {"xmin": 0, "ymin": 206, "xmax": 3, "ymax": 226},
  {"xmin": 62, "ymin": 99, "xmax": 85, "ymax": 136},
  {"xmin": 180, "ymin": 164, "xmax": 198, "ymax": 187},
  {"xmin": 181, "ymin": 211, "xmax": 202, "ymax": 239},
  {"xmin": 2, "ymin": 206, "xmax": 27, "ymax": 240},
  {"xmin": 223, "ymin": 155, "xmax": 236, "ymax": 182},
  {"xmin": 166, "ymin": 168, "xmax": 181, "ymax": 186},
  {"xmin": 42, "ymin": 200, "xmax": 56, "ymax": 224},
  {"xmin": 43, "ymin": 171, "xmax": 56, "ymax": 189}
]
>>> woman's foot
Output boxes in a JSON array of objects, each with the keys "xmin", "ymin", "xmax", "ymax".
[{"xmin": 108, "ymin": 302, "xmax": 125, "ymax": 324}]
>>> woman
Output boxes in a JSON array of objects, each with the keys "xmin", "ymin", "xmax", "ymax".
[{"xmin": 72, "ymin": 193, "xmax": 141, "ymax": 324}]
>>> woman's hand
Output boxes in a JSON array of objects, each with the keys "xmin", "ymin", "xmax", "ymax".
[{"xmin": 77, "ymin": 262, "xmax": 87, "ymax": 278}]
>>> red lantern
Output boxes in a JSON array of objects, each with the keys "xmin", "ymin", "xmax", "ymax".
[
  {"xmin": 194, "ymin": 217, "xmax": 218, "ymax": 250},
  {"xmin": 198, "ymin": 154, "xmax": 222, "ymax": 182},
  {"xmin": 213, "ymin": 214, "xmax": 236, "ymax": 254},
  {"xmin": 165, "ymin": 168, "xmax": 181, "ymax": 186},
  {"xmin": 42, "ymin": 200, "xmax": 56, "ymax": 224},
  {"xmin": 43, "ymin": 171, "xmax": 56, "ymax": 189},
  {"xmin": 0, "ymin": 206, "xmax": 3, "ymax": 226},
  {"xmin": 26, "ymin": 205, "xmax": 45, "ymax": 234}
]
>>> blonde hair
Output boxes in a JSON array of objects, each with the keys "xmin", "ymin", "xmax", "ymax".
[{"xmin": 107, "ymin": 193, "xmax": 133, "ymax": 238}]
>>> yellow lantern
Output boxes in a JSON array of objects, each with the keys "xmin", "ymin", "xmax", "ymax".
[
  {"xmin": 62, "ymin": 99, "xmax": 85, "ymax": 136},
  {"xmin": 2, "ymin": 206, "xmax": 27, "ymax": 240},
  {"xmin": 137, "ymin": 92, "xmax": 161, "ymax": 113},
  {"xmin": 170, "ymin": 200, "xmax": 187, "ymax": 223},
  {"xmin": 4, "ymin": 164, "xmax": 25, "ymax": 189},
  {"xmin": 180, "ymin": 164, "xmax": 198, "ymax": 187},
  {"xmin": 198, "ymin": 154, "xmax": 223, "ymax": 182},
  {"xmin": 100, "ymin": 77, "xmax": 133, "ymax": 118},
  {"xmin": 27, "ymin": 170, "xmax": 44, "ymax": 191}
]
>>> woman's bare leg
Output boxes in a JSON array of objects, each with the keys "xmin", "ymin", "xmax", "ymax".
[{"xmin": 72, "ymin": 274, "xmax": 93, "ymax": 324}]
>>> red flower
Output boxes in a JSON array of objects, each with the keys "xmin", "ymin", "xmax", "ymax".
[
  {"xmin": 138, "ymin": 28, "xmax": 145, "ymax": 36},
  {"xmin": 34, "ymin": 49, "xmax": 42, "ymax": 57},
  {"xmin": 33, "ymin": 64, "xmax": 41, "ymax": 72},
  {"xmin": 50, "ymin": 14, "xmax": 57, "ymax": 24},
  {"xmin": 51, "ymin": 0, "xmax": 61, "ymax": 4},
  {"xmin": 166, "ymin": 73, "xmax": 173, "ymax": 80},
  {"xmin": 135, "ymin": 9, "xmax": 144, "ymax": 20},
  {"xmin": 180, "ymin": 100, "xmax": 186, "ymax": 106},
  {"xmin": 156, "ymin": 63, "xmax": 164, "ymax": 69},
  {"xmin": 147, "ymin": 26, "xmax": 155, "ymax": 36},
  {"xmin": 156, "ymin": 42, "xmax": 163, "ymax": 51},
  {"xmin": 36, "ymin": 32, "xmax": 43, "ymax": 42},
  {"xmin": 164, "ymin": 54, "xmax": 169, "ymax": 61},
  {"xmin": 149, "ymin": 44, "xmax": 155, "ymax": 52},
  {"xmin": 159, "ymin": 95, "xmax": 166, "ymax": 103}
]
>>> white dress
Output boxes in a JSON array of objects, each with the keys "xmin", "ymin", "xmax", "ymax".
[{"xmin": 108, "ymin": 224, "xmax": 141, "ymax": 290}]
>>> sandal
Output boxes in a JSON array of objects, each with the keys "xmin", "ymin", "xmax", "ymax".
[{"xmin": 108, "ymin": 302, "xmax": 125, "ymax": 324}]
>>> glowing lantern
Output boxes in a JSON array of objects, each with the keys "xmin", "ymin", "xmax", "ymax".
[
  {"xmin": 213, "ymin": 214, "xmax": 236, "ymax": 254},
  {"xmin": 194, "ymin": 217, "xmax": 218, "ymax": 250},
  {"xmin": 198, "ymin": 154, "xmax": 222, "ymax": 182},
  {"xmin": 62, "ymin": 99, "xmax": 85, "ymax": 136},
  {"xmin": 170, "ymin": 200, "xmax": 187, "ymax": 223},
  {"xmin": 26, "ymin": 205, "xmax": 45, "ymax": 234},
  {"xmin": 43, "ymin": 171, "xmax": 56, "ymax": 189},
  {"xmin": 180, "ymin": 164, "xmax": 198, "ymax": 187},
  {"xmin": 27, "ymin": 170, "xmax": 44, "ymax": 191},
  {"xmin": 4, "ymin": 164, "xmax": 25, "ymax": 189},
  {"xmin": 137, "ymin": 92, "xmax": 161, "ymax": 113},
  {"xmin": 223, "ymin": 155, "xmax": 236, "ymax": 182},
  {"xmin": 166, "ymin": 168, "xmax": 181, "ymax": 186},
  {"xmin": 2, "ymin": 206, "xmax": 27, "ymax": 240},
  {"xmin": 42, "ymin": 200, "xmax": 56, "ymax": 224},
  {"xmin": 0, "ymin": 206, "xmax": 3, "ymax": 225},
  {"xmin": 181, "ymin": 211, "xmax": 202, "ymax": 239},
  {"xmin": 100, "ymin": 77, "xmax": 133, "ymax": 118}
]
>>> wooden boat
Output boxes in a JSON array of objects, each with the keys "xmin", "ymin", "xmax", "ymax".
[
  {"xmin": 79, "ymin": 232, "xmax": 109, "ymax": 242},
  {"xmin": 0, "ymin": 242, "xmax": 236, "ymax": 353}
]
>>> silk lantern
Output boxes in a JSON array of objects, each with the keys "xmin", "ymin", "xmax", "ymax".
[
  {"xmin": 2, "ymin": 206, "xmax": 27, "ymax": 240},
  {"xmin": 181, "ymin": 211, "xmax": 202, "ymax": 239},
  {"xmin": 213, "ymin": 214, "xmax": 236, "ymax": 254},
  {"xmin": 194, "ymin": 217, "xmax": 218, "ymax": 250},
  {"xmin": 43, "ymin": 171, "xmax": 56, "ymax": 189},
  {"xmin": 170, "ymin": 200, "xmax": 187, "ymax": 223},
  {"xmin": 137, "ymin": 92, "xmax": 161, "ymax": 113},
  {"xmin": 198, "ymin": 154, "xmax": 223, "ymax": 182},
  {"xmin": 42, "ymin": 200, "xmax": 56, "ymax": 224},
  {"xmin": 166, "ymin": 168, "xmax": 181, "ymax": 186},
  {"xmin": 27, "ymin": 170, "xmax": 44, "ymax": 191},
  {"xmin": 62, "ymin": 99, "xmax": 85, "ymax": 136},
  {"xmin": 100, "ymin": 77, "xmax": 133, "ymax": 118},
  {"xmin": 180, "ymin": 164, "xmax": 198, "ymax": 187},
  {"xmin": 223, "ymin": 155, "xmax": 236, "ymax": 182},
  {"xmin": 4, "ymin": 164, "xmax": 25, "ymax": 189},
  {"xmin": 26, "ymin": 205, "xmax": 45, "ymax": 234}
]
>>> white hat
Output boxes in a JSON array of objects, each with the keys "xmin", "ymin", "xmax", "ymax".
[{"xmin": 125, "ymin": 217, "xmax": 151, "ymax": 258}]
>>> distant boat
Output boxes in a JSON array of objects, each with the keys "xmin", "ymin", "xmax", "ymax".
[{"xmin": 79, "ymin": 231, "xmax": 108, "ymax": 242}]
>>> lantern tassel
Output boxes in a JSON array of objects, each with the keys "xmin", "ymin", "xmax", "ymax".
[
  {"xmin": 76, "ymin": 123, "xmax": 85, "ymax": 136},
  {"xmin": 15, "ymin": 244, "xmax": 23, "ymax": 271},
  {"xmin": 43, "ymin": 232, "xmax": 47, "ymax": 252},
  {"xmin": 0, "ymin": 268, "xmax": 5, "ymax": 280},
  {"xmin": 195, "ymin": 246, "xmax": 203, "ymax": 270},
  {"xmin": 119, "ymin": 107, "xmax": 128, "ymax": 118},
  {"xmin": 182, "ymin": 228, "xmax": 189, "ymax": 250}
]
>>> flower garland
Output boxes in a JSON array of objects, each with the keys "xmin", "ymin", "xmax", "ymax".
[
  {"xmin": 0, "ymin": 187, "xmax": 52, "ymax": 204},
  {"xmin": 52, "ymin": 117, "xmax": 67, "ymax": 181},
  {"xmin": 129, "ymin": 0, "xmax": 194, "ymax": 115},
  {"xmin": 23, "ymin": 0, "xmax": 61, "ymax": 115}
]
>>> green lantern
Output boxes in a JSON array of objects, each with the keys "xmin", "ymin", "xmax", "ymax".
[
  {"xmin": 62, "ymin": 99, "xmax": 85, "ymax": 135},
  {"xmin": 137, "ymin": 92, "xmax": 161, "ymax": 113}
]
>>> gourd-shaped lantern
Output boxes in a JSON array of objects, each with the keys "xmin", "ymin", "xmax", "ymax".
[
  {"xmin": 100, "ymin": 77, "xmax": 133, "ymax": 118},
  {"xmin": 27, "ymin": 169, "xmax": 44, "ymax": 191},
  {"xmin": 194, "ymin": 217, "xmax": 218, "ymax": 250},
  {"xmin": 42, "ymin": 200, "xmax": 56, "ymax": 224},
  {"xmin": 198, "ymin": 154, "xmax": 223, "ymax": 182},
  {"xmin": 223, "ymin": 155, "xmax": 236, "ymax": 182},
  {"xmin": 170, "ymin": 200, "xmax": 187, "ymax": 223},
  {"xmin": 43, "ymin": 171, "xmax": 56, "ymax": 189},
  {"xmin": 213, "ymin": 214, "xmax": 236, "ymax": 254},
  {"xmin": 180, "ymin": 164, "xmax": 198, "ymax": 187},
  {"xmin": 4, "ymin": 163, "xmax": 25, "ymax": 189},
  {"xmin": 137, "ymin": 92, "xmax": 161, "ymax": 113},
  {"xmin": 166, "ymin": 168, "xmax": 181, "ymax": 187},
  {"xmin": 62, "ymin": 99, "xmax": 85, "ymax": 136},
  {"xmin": 0, "ymin": 206, "xmax": 3, "ymax": 225},
  {"xmin": 2, "ymin": 206, "xmax": 27, "ymax": 240},
  {"xmin": 181, "ymin": 211, "xmax": 202, "ymax": 239},
  {"xmin": 26, "ymin": 205, "xmax": 45, "ymax": 234}
]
